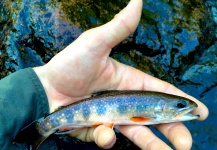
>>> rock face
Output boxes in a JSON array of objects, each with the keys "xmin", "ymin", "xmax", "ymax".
[
  {"xmin": 0, "ymin": 0, "xmax": 217, "ymax": 149},
  {"xmin": 0, "ymin": 0, "xmax": 83, "ymax": 78}
]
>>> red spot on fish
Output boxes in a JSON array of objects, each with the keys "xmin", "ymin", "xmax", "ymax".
[{"xmin": 130, "ymin": 116, "xmax": 152, "ymax": 122}]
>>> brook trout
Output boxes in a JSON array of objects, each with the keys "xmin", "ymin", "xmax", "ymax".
[{"xmin": 14, "ymin": 90, "xmax": 199, "ymax": 149}]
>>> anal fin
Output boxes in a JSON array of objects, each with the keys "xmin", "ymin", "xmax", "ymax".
[
  {"xmin": 55, "ymin": 126, "xmax": 83, "ymax": 135},
  {"xmin": 104, "ymin": 123, "xmax": 114, "ymax": 129},
  {"xmin": 91, "ymin": 122, "xmax": 114, "ymax": 129}
]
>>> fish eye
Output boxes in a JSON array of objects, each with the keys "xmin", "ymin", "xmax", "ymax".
[{"xmin": 176, "ymin": 100, "xmax": 187, "ymax": 108}]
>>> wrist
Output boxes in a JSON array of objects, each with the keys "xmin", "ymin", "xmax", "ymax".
[
  {"xmin": 33, "ymin": 66, "xmax": 54, "ymax": 113},
  {"xmin": 33, "ymin": 66, "xmax": 73, "ymax": 113}
]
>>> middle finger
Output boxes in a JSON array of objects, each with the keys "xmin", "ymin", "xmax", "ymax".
[
  {"xmin": 154, "ymin": 122, "xmax": 192, "ymax": 150},
  {"xmin": 116, "ymin": 125, "xmax": 172, "ymax": 150}
]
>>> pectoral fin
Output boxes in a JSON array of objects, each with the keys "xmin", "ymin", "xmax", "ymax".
[
  {"xmin": 130, "ymin": 116, "xmax": 153, "ymax": 122},
  {"xmin": 91, "ymin": 122, "xmax": 103, "ymax": 127}
]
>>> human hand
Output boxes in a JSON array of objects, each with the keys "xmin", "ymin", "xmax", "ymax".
[{"xmin": 34, "ymin": 0, "xmax": 208, "ymax": 149}]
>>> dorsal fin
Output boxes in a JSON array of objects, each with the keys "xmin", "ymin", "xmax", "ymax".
[{"xmin": 91, "ymin": 90, "xmax": 120, "ymax": 97}]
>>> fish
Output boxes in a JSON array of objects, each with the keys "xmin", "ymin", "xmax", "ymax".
[{"xmin": 14, "ymin": 90, "xmax": 199, "ymax": 149}]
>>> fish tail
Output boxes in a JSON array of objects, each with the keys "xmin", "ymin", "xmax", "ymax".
[{"xmin": 14, "ymin": 118, "xmax": 48, "ymax": 150}]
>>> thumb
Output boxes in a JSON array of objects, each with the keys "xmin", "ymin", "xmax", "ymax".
[{"xmin": 67, "ymin": 0, "xmax": 142, "ymax": 57}]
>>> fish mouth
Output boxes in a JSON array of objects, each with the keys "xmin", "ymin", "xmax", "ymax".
[{"xmin": 175, "ymin": 107, "xmax": 199, "ymax": 121}]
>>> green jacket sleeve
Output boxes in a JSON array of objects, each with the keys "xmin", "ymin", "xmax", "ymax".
[{"xmin": 0, "ymin": 68, "xmax": 57, "ymax": 150}]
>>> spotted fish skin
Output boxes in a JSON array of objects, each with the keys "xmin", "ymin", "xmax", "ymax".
[{"xmin": 14, "ymin": 90, "xmax": 199, "ymax": 149}]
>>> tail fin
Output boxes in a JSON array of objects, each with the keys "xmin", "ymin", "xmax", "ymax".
[{"xmin": 14, "ymin": 118, "xmax": 49, "ymax": 150}]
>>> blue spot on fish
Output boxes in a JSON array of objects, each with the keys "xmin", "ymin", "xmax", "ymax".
[
  {"xmin": 82, "ymin": 104, "xmax": 90, "ymax": 120},
  {"xmin": 136, "ymin": 104, "xmax": 147, "ymax": 113},
  {"xmin": 118, "ymin": 104, "xmax": 127, "ymax": 114},
  {"xmin": 64, "ymin": 109, "xmax": 74, "ymax": 123},
  {"xmin": 96, "ymin": 105, "xmax": 106, "ymax": 115},
  {"xmin": 73, "ymin": 105, "xmax": 80, "ymax": 111}
]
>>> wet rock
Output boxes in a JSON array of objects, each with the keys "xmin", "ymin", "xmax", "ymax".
[
  {"xmin": 0, "ymin": 0, "xmax": 217, "ymax": 149},
  {"xmin": 0, "ymin": 0, "xmax": 82, "ymax": 78}
]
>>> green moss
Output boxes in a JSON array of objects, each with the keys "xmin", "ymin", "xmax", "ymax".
[
  {"xmin": 1, "ymin": 0, "xmax": 22, "ymax": 22},
  {"xmin": 170, "ymin": 0, "xmax": 205, "ymax": 35},
  {"xmin": 58, "ymin": 0, "xmax": 129, "ymax": 30},
  {"xmin": 141, "ymin": 9, "xmax": 158, "ymax": 25}
]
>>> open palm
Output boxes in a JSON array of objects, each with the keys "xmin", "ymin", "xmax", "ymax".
[{"xmin": 34, "ymin": 0, "xmax": 208, "ymax": 149}]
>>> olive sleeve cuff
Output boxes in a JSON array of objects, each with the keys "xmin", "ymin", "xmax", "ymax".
[{"xmin": 0, "ymin": 68, "xmax": 57, "ymax": 150}]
